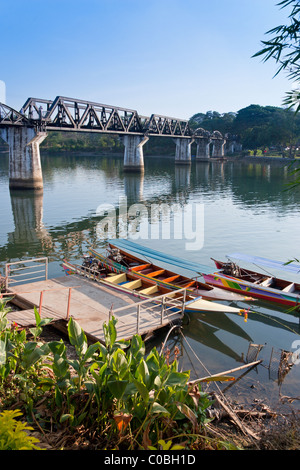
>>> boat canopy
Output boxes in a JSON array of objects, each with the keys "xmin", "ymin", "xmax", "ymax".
[
  {"xmin": 227, "ymin": 252, "xmax": 300, "ymax": 274},
  {"xmin": 108, "ymin": 239, "xmax": 215, "ymax": 275}
]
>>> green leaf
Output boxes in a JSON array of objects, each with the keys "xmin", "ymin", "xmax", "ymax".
[
  {"xmin": 132, "ymin": 378, "xmax": 149, "ymax": 403},
  {"xmin": 29, "ymin": 326, "xmax": 42, "ymax": 339},
  {"xmin": 83, "ymin": 342, "xmax": 101, "ymax": 362},
  {"xmin": 165, "ymin": 371, "xmax": 190, "ymax": 388},
  {"xmin": 33, "ymin": 306, "xmax": 41, "ymax": 326},
  {"xmin": 129, "ymin": 334, "xmax": 145, "ymax": 362},
  {"xmin": 152, "ymin": 402, "xmax": 170, "ymax": 415},
  {"xmin": 21, "ymin": 342, "xmax": 47, "ymax": 368},
  {"xmin": 0, "ymin": 339, "xmax": 6, "ymax": 365},
  {"xmin": 67, "ymin": 359, "xmax": 80, "ymax": 373},
  {"xmin": 107, "ymin": 379, "xmax": 128, "ymax": 399},
  {"xmin": 68, "ymin": 318, "xmax": 87, "ymax": 355},
  {"xmin": 60, "ymin": 414, "xmax": 73, "ymax": 423},
  {"xmin": 154, "ymin": 375, "xmax": 162, "ymax": 389},
  {"xmin": 53, "ymin": 355, "xmax": 69, "ymax": 379},
  {"xmin": 103, "ymin": 316, "xmax": 117, "ymax": 349},
  {"xmin": 38, "ymin": 318, "xmax": 53, "ymax": 327},
  {"xmin": 136, "ymin": 359, "xmax": 150, "ymax": 386},
  {"xmin": 48, "ymin": 340, "xmax": 66, "ymax": 357},
  {"xmin": 110, "ymin": 349, "xmax": 128, "ymax": 378}
]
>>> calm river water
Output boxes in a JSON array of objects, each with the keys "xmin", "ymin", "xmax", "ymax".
[{"xmin": 1, "ymin": 151, "xmax": 300, "ymax": 411}]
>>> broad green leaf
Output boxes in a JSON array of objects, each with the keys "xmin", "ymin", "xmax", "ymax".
[
  {"xmin": 21, "ymin": 343, "xmax": 47, "ymax": 368},
  {"xmin": 152, "ymin": 402, "xmax": 170, "ymax": 415},
  {"xmin": 129, "ymin": 335, "xmax": 145, "ymax": 362},
  {"xmin": 107, "ymin": 379, "xmax": 128, "ymax": 399},
  {"xmin": 110, "ymin": 349, "xmax": 128, "ymax": 378},
  {"xmin": 53, "ymin": 355, "xmax": 69, "ymax": 379},
  {"xmin": 83, "ymin": 342, "xmax": 101, "ymax": 362},
  {"xmin": 48, "ymin": 340, "xmax": 66, "ymax": 357},
  {"xmin": 39, "ymin": 318, "xmax": 53, "ymax": 327},
  {"xmin": 136, "ymin": 359, "xmax": 149, "ymax": 386},
  {"xmin": 165, "ymin": 371, "xmax": 189, "ymax": 388},
  {"xmin": 68, "ymin": 318, "xmax": 87, "ymax": 354}
]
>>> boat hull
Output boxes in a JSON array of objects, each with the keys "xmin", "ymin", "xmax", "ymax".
[{"xmin": 203, "ymin": 271, "xmax": 300, "ymax": 308}]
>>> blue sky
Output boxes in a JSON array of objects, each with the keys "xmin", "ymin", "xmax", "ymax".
[{"xmin": 0, "ymin": 0, "xmax": 294, "ymax": 119}]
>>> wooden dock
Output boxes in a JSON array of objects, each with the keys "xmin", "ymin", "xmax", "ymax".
[{"xmin": 6, "ymin": 273, "xmax": 185, "ymax": 344}]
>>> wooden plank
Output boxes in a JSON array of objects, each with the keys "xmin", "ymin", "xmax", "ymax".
[{"xmin": 7, "ymin": 309, "xmax": 37, "ymax": 327}]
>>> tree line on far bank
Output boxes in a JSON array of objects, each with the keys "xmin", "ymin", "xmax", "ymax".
[{"xmin": 190, "ymin": 104, "xmax": 300, "ymax": 157}]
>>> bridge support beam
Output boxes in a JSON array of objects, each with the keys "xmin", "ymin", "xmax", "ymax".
[
  {"xmin": 122, "ymin": 135, "xmax": 149, "ymax": 172},
  {"xmin": 0, "ymin": 127, "xmax": 47, "ymax": 190},
  {"xmin": 195, "ymin": 138, "xmax": 211, "ymax": 160},
  {"xmin": 173, "ymin": 138, "xmax": 194, "ymax": 165}
]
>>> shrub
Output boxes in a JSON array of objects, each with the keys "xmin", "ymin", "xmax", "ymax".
[{"xmin": 0, "ymin": 410, "xmax": 42, "ymax": 450}]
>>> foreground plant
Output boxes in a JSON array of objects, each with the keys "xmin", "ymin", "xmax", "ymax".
[
  {"xmin": 38, "ymin": 316, "xmax": 212, "ymax": 448},
  {"xmin": 0, "ymin": 298, "xmax": 238, "ymax": 449},
  {"xmin": 0, "ymin": 301, "xmax": 52, "ymax": 411}
]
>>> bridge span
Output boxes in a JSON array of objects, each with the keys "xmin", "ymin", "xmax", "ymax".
[{"xmin": 0, "ymin": 96, "xmax": 226, "ymax": 190}]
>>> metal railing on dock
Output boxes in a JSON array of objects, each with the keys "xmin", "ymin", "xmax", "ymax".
[
  {"xmin": 110, "ymin": 288, "xmax": 187, "ymax": 336},
  {"xmin": 5, "ymin": 258, "xmax": 48, "ymax": 290}
]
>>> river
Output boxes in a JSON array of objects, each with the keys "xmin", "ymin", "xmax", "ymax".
[{"xmin": 1, "ymin": 151, "xmax": 300, "ymax": 412}]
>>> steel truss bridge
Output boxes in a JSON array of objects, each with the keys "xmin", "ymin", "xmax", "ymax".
[{"xmin": 0, "ymin": 96, "xmax": 224, "ymax": 141}]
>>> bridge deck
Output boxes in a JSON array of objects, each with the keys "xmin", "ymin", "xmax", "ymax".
[{"xmin": 7, "ymin": 275, "xmax": 183, "ymax": 344}]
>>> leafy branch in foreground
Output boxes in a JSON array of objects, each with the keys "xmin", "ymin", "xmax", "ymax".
[{"xmin": 253, "ymin": 0, "xmax": 300, "ymax": 110}]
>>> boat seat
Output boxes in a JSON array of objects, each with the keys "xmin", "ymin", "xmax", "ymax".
[
  {"xmin": 282, "ymin": 283, "xmax": 295, "ymax": 293},
  {"xmin": 146, "ymin": 269, "xmax": 165, "ymax": 278},
  {"xmin": 104, "ymin": 273, "xmax": 127, "ymax": 284},
  {"xmin": 123, "ymin": 279, "xmax": 142, "ymax": 290},
  {"xmin": 260, "ymin": 277, "xmax": 274, "ymax": 287},
  {"xmin": 139, "ymin": 285, "xmax": 159, "ymax": 295}
]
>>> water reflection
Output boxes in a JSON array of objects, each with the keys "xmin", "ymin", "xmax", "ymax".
[
  {"xmin": 0, "ymin": 190, "xmax": 52, "ymax": 262},
  {"xmin": 124, "ymin": 173, "xmax": 144, "ymax": 202},
  {"xmin": 185, "ymin": 311, "xmax": 253, "ymax": 362},
  {"xmin": 0, "ymin": 153, "xmax": 299, "ymax": 272}
]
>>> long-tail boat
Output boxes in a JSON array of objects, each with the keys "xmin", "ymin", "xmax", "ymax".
[
  {"xmin": 62, "ymin": 259, "xmax": 247, "ymax": 314},
  {"xmin": 202, "ymin": 253, "xmax": 300, "ymax": 308},
  {"xmin": 87, "ymin": 244, "xmax": 251, "ymax": 302}
]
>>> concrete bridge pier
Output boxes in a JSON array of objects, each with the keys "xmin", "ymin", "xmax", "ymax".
[
  {"xmin": 0, "ymin": 127, "xmax": 47, "ymax": 190},
  {"xmin": 122, "ymin": 135, "xmax": 149, "ymax": 172},
  {"xmin": 195, "ymin": 138, "xmax": 211, "ymax": 160},
  {"xmin": 212, "ymin": 139, "xmax": 226, "ymax": 158},
  {"xmin": 173, "ymin": 138, "xmax": 194, "ymax": 165}
]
